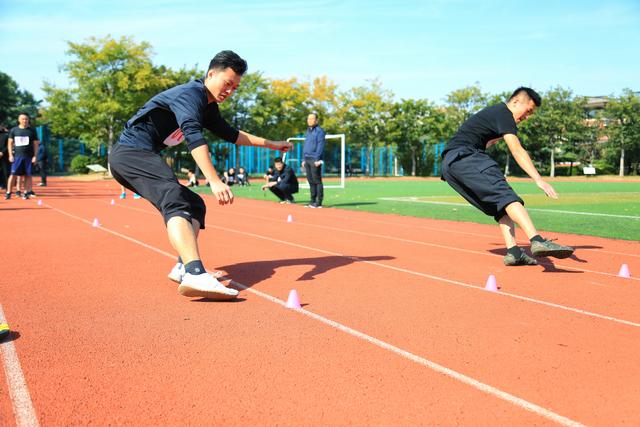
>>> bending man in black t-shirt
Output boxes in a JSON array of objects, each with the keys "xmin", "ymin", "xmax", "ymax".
[
  {"xmin": 441, "ymin": 87, "xmax": 574, "ymax": 266},
  {"xmin": 109, "ymin": 51, "xmax": 292, "ymax": 299}
]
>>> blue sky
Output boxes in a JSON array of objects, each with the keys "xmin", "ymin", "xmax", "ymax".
[{"xmin": 0, "ymin": 0, "xmax": 638, "ymax": 104}]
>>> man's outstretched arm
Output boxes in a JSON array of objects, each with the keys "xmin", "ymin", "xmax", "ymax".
[
  {"xmin": 236, "ymin": 131, "xmax": 292, "ymax": 152},
  {"xmin": 503, "ymin": 133, "xmax": 558, "ymax": 199},
  {"xmin": 190, "ymin": 144, "xmax": 234, "ymax": 205}
]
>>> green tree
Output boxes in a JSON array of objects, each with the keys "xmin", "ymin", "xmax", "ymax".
[
  {"xmin": 604, "ymin": 89, "xmax": 640, "ymax": 176},
  {"xmin": 42, "ymin": 35, "xmax": 198, "ymax": 152},
  {"xmin": 388, "ymin": 99, "xmax": 447, "ymax": 176},
  {"xmin": 339, "ymin": 80, "xmax": 392, "ymax": 175},
  {"xmin": 0, "ymin": 71, "xmax": 40, "ymax": 125},
  {"xmin": 444, "ymin": 83, "xmax": 488, "ymax": 130},
  {"xmin": 519, "ymin": 87, "xmax": 589, "ymax": 177}
]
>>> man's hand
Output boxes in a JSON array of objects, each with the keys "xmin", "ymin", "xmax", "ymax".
[
  {"xmin": 210, "ymin": 181, "xmax": 234, "ymax": 205},
  {"xmin": 536, "ymin": 179, "xmax": 558, "ymax": 199},
  {"xmin": 31, "ymin": 156, "xmax": 36, "ymax": 164},
  {"xmin": 314, "ymin": 160, "xmax": 322, "ymax": 167},
  {"xmin": 268, "ymin": 141, "xmax": 293, "ymax": 152},
  {"xmin": 8, "ymin": 154, "xmax": 13, "ymax": 163}
]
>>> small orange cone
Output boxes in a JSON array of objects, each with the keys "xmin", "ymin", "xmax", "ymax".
[{"xmin": 285, "ymin": 289, "xmax": 301, "ymax": 309}]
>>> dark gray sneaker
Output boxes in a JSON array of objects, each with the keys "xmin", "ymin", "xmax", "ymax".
[
  {"xmin": 504, "ymin": 252, "xmax": 538, "ymax": 266},
  {"xmin": 531, "ymin": 239, "xmax": 574, "ymax": 259}
]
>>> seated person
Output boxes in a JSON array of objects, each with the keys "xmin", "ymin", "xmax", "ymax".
[
  {"xmin": 261, "ymin": 157, "xmax": 298, "ymax": 203},
  {"xmin": 222, "ymin": 167, "xmax": 237, "ymax": 186},
  {"xmin": 236, "ymin": 166, "xmax": 249, "ymax": 186},
  {"xmin": 186, "ymin": 169, "xmax": 199, "ymax": 187},
  {"xmin": 263, "ymin": 166, "xmax": 274, "ymax": 183}
]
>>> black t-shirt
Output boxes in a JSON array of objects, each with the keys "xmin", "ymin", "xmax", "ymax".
[
  {"xmin": 8, "ymin": 127, "xmax": 38, "ymax": 157},
  {"xmin": 445, "ymin": 103, "xmax": 517, "ymax": 153},
  {"xmin": 118, "ymin": 79, "xmax": 239, "ymax": 153}
]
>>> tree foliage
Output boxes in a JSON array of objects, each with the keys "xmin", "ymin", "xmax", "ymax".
[
  {"xmin": 604, "ymin": 89, "xmax": 640, "ymax": 176},
  {"xmin": 42, "ymin": 35, "xmax": 199, "ymax": 151},
  {"xmin": 0, "ymin": 71, "xmax": 40, "ymax": 126}
]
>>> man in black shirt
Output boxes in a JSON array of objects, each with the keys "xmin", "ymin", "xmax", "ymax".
[
  {"xmin": 5, "ymin": 113, "xmax": 39, "ymax": 200},
  {"xmin": 109, "ymin": 51, "xmax": 292, "ymax": 299},
  {"xmin": 262, "ymin": 157, "xmax": 299, "ymax": 203},
  {"xmin": 441, "ymin": 87, "xmax": 574, "ymax": 266}
]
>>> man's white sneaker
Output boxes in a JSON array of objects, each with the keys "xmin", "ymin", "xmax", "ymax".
[
  {"xmin": 178, "ymin": 273, "xmax": 239, "ymax": 300},
  {"xmin": 167, "ymin": 263, "xmax": 186, "ymax": 283}
]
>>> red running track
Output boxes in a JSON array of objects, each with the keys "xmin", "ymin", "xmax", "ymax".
[{"xmin": 1, "ymin": 177, "xmax": 639, "ymax": 425}]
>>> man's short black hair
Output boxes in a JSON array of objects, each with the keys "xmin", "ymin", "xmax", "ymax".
[
  {"xmin": 274, "ymin": 157, "xmax": 283, "ymax": 164},
  {"xmin": 208, "ymin": 50, "xmax": 248, "ymax": 76},
  {"xmin": 509, "ymin": 87, "xmax": 542, "ymax": 107},
  {"xmin": 18, "ymin": 112, "xmax": 30, "ymax": 118}
]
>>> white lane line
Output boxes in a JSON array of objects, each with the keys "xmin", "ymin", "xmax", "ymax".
[
  {"xmin": 48, "ymin": 204, "xmax": 583, "ymax": 427},
  {"xmin": 95, "ymin": 196, "xmax": 640, "ymax": 259},
  {"xmin": 0, "ymin": 305, "xmax": 40, "ymax": 427},
  {"xmin": 207, "ymin": 209, "xmax": 640, "ymax": 281},
  {"xmin": 81, "ymin": 201, "xmax": 640, "ymax": 328},
  {"xmin": 97, "ymin": 199, "xmax": 640, "ymax": 281},
  {"xmin": 379, "ymin": 197, "xmax": 640, "ymax": 220}
]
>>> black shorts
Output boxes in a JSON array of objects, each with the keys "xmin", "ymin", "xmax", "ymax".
[
  {"xmin": 441, "ymin": 148, "xmax": 523, "ymax": 222},
  {"xmin": 109, "ymin": 144, "xmax": 206, "ymax": 229}
]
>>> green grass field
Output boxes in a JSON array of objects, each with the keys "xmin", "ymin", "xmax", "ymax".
[{"xmin": 196, "ymin": 178, "xmax": 640, "ymax": 241}]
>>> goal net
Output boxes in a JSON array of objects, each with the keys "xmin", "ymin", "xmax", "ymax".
[{"xmin": 283, "ymin": 133, "xmax": 346, "ymax": 189}]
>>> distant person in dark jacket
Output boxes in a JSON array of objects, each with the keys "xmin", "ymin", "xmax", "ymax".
[
  {"xmin": 36, "ymin": 141, "xmax": 48, "ymax": 186},
  {"xmin": 262, "ymin": 157, "xmax": 298, "ymax": 203},
  {"xmin": 302, "ymin": 112, "xmax": 325, "ymax": 208},
  {"xmin": 0, "ymin": 125, "xmax": 9, "ymax": 190}
]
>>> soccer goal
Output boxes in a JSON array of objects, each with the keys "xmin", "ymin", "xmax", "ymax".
[{"xmin": 283, "ymin": 133, "xmax": 346, "ymax": 189}]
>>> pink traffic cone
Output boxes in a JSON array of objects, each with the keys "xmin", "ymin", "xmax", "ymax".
[
  {"xmin": 110, "ymin": 199, "xmax": 115, "ymax": 205},
  {"xmin": 285, "ymin": 289, "xmax": 301, "ymax": 309},
  {"xmin": 287, "ymin": 214, "xmax": 293, "ymax": 223},
  {"xmin": 92, "ymin": 218, "xmax": 100, "ymax": 227},
  {"xmin": 485, "ymin": 275, "xmax": 498, "ymax": 292},
  {"xmin": 37, "ymin": 200, "xmax": 43, "ymax": 206},
  {"xmin": 618, "ymin": 264, "xmax": 631, "ymax": 278}
]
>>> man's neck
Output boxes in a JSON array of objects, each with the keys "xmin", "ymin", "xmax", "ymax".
[
  {"xmin": 18, "ymin": 125, "xmax": 28, "ymax": 129},
  {"xmin": 505, "ymin": 102, "xmax": 519, "ymax": 122}
]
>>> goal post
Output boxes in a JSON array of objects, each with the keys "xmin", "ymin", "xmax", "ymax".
[{"xmin": 284, "ymin": 133, "xmax": 346, "ymax": 189}]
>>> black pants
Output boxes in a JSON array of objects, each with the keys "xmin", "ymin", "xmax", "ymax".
[
  {"xmin": 441, "ymin": 148, "xmax": 523, "ymax": 222},
  {"xmin": 269, "ymin": 185, "xmax": 294, "ymax": 202},
  {"xmin": 0, "ymin": 157, "xmax": 8, "ymax": 189},
  {"xmin": 109, "ymin": 144, "xmax": 207, "ymax": 228},
  {"xmin": 304, "ymin": 159, "xmax": 323, "ymax": 206},
  {"xmin": 37, "ymin": 160, "xmax": 47, "ymax": 185}
]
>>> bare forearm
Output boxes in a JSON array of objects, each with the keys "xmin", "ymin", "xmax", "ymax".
[
  {"xmin": 236, "ymin": 131, "xmax": 278, "ymax": 150},
  {"xmin": 190, "ymin": 145, "xmax": 221, "ymax": 184},
  {"xmin": 512, "ymin": 148, "xmax": 542, "ymax": 182},
  {"xmin": 504, "ymin": 134, "xmax": 542, "ymax": 182}
]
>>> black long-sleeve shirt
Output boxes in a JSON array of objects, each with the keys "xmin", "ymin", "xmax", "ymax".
[
  {"xmin": 272, "ymin": 165, "xmax": 299, "ymax": 193},
  {"xmin": 118, "ymin": 79, "xmax": 239, "ymax": 153}
]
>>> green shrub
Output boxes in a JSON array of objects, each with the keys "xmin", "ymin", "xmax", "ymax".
[{"xmin": 70, "ymin": 154, "xmax": 91, "ymax": 174}]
